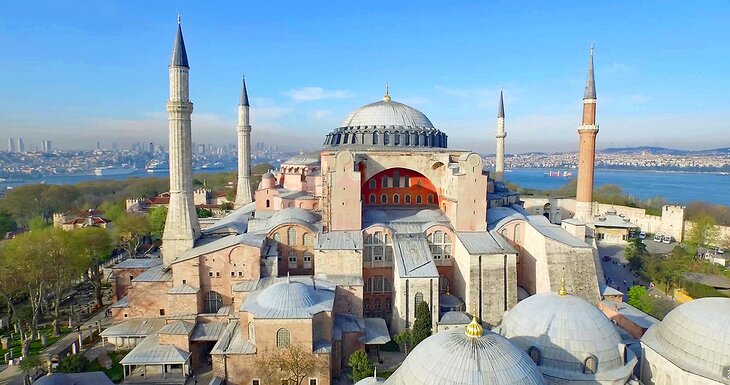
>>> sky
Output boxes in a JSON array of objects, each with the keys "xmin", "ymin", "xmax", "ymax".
[{"xmin": 0, "ymin": 1, "xmax": 729, "ymax": 154}]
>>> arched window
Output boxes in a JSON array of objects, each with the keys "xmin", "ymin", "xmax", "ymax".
[
  {"xmin": 381, "ymin": 176, "xmax": 389, "ymax": 188},
  {"xmin": 438, "ymin": 275, "xmax": 450, "ymax": 294},
  {"xmin": 583, "ymin": 355, "xmax": 598, "ymax": 374},
  {"xmin": 373, "ymin": 131, "xmax": 379, "ymax": 144},
  {"xmin": 303, "ymin": 253, "xmax": 313, "ymax": 269},
  {"xmin": 265, "ymin": 199, "xmax": 270, "ymax": 208},
  {"xmin": 404, "ymin": 176, "xmax": 410, "ymax": 187},
  {"xmin": 204, "ymin": 291, "xmax": 223, "ymax": 314},
  {"xmin": 276, "ymin": 328, "xmax": 291, "ymax": 348},
  {"xmin": 393, "ymin": 194, "xmax": 400, "ymax": 204},
  {"xmin": 394, "ymin": 131, "xmax": 400, "ymax": 146},
  {"xmin": 404, "ymin": 194, "xmax": 411, "ymax": 204},
  {"xmin": 374, "ymin": 298, "xmax": 382, "ymax": 311},
  {"xmin": 273, "ymin": 233, "xmax": 281, "ymax": 242},
  {"xmin": 416, "ymin": 195, "xmax": 422, "ymax": 204},
  {"xmin": 369, "ymin": 194, "xmax": 376, "ymax": 204},
  {"xmin": 343, "ymin": 133, "xmax": 349, "ymax": 143},
  {"xmin": 373, "ymin": 276, "xmax": 384, "ymax": 291},
  {"xmin": 393, "ymin": 171, "xmax": 400, "ymax": 187},
  {"xmin": 288, "ymin": 251, "xmax": 297, "ymax": 269},
  {"xmin": 414, "ymin": 292, "xmax": 424, "ymax": 308},
  {"xmin": 364, "ymin": 299, "xmax": 371, "ymax": 310},
  {"xmin": 404, "ymin": 133, "xmax": 410, "ymax": 146},
  {"xmin": 248, "ymin": 321, "xmax": 256, "ymax": 342},
  {"xmin": 427, "ymin": 194, "xmax": 435, "ymax": 204},
  {"xmin": 414, "ymin": 134, "xmax": 419, "ymax": 146},
  {"xmin": 383, "ymin": 131, "xmax": 390, "ymax": 145},
  {"xmin": 303, "ymin": 233, "xmax": 313, "ymax": 246},
  {"xmin": 369, "ymin": 179, "xmax": 376, "ymax": 189},
  {"xmin": 428, "ymin": 231, "xmax": 452, "ymax": 260},
  {"xmin": 381, "ymin": 194, "xmax": 387, "ymax": 204},
  {"xmin": 527, "ymin": 346, "xmax": 542, "ymax": 366},
  {"xmin": 385, "ymin": 298, "xmax": 392, "ymax": 312},
  {"xmin": 352, "ymin": 133, "xmax": 357, "ymax": 144},
  {"xmin": 514, "ymin": 224, "xmax": 521, "ymax": 242},
  {"xmin": 287, "ymin": 227, "xmax": 296, "ymax": 245}
]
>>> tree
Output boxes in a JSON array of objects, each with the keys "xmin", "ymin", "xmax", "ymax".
[
  {"xmin": 19, "ymin": 354, "xmax": 42, "ymax": 382},
  {"xmin": 148, "ymin": 206, "xmax": 168, "ymax": 240},
  {"xmin": 74, "ymin": 227, "xmax": 113, "ymax": 307},
  {"xmin": 0, "ymin": 210, "xmax": 17, "ymax": 238},
  {"xmin": 196, "ymin": 208, "xmax": 213, "ymax": 218},
  {"xmin": 625, "ymin": 238, "xmax": 647, "ymax": 270},
  {"xmin": 411, "ymin": 301, "xmax": 432, "ymax": 348},
  {"xmin": 687, "ymin": 214, "xmax": 720, "ymax": 251},
  {"xmin": 394, "ymin": 330, "xmax": 412, "ymax": 354},
  {"xmin": 627, "ymin": 285, "xmax": 652, "ymax": 314},
  {"xmin": 256, "ymin": 344, "xmax": 327, "ymax": 385},
  {"xmin": 27, "ymin": 217, "xmax": 49, "ymax": 231},
  {"xmin": 99, "ymin": 201, "xmax": 125, "ymax": 221},
  {"xmin": 348, "ymin": 349, "xmax": 374, "ymax": 382},
  {"xmin": 113, "ymin": 214, "xmax": 150, "ymax": 257},
  {"xmin": 57, "ymin": 354, "xmax": 90, "ymax": 373},
  {"xmin": 43, "ymin": 228, "xmax": 85, "ymax": 336}
]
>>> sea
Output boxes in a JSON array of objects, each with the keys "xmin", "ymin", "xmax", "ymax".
[{"xmin": 2, "ymin": 167, "xmax": 729, "ymax": 207}]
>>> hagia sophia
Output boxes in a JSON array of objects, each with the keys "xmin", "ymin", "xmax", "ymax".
[{"xmin": 99, "ymin": 19, "xmax": 730, "ymax": 385}]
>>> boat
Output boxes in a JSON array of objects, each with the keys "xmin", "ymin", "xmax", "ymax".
[
  {"xmin": 94, "ymin": 166, "xmax": 137, "ymax": 176},
  {"xmin": 200, "ymin": 162, "xmax": 225, "ymax": 171},
  {"xmin": 146, "ymin": 160, "xmax": 169, "ymax": 173},
  {"xmin": 544, "ymin": 170, "xmax": 574, "ymax": 177}
]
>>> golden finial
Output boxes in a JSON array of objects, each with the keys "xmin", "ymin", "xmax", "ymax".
[
  {"xmin": 558, "ymin": 268, "xmax": 568, "ymax": 296},
  {"xmin": 590, "ymin": 43, "xmax": 595, "ymax": 56},
  {"xmin": 177, "ymin": 12, "xmax": 181, "ymax": 25},
  {"xmin": 465, "ymin": 304, "xmax": 483, "ymax": 338},
  {"xmin": 383, "ymin": 81, "xmax": 391, "ymax": 102}
]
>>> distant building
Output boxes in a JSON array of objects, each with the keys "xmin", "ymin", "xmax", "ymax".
[
  {"xmin": 42, "ymin": 139, "xmax": 52, "ymax": 152},
  {"xmin": 7, "ymin": 137, "xmax": 14, "ymax": 153},
  {"xmin": 52, "ymin": 209, "xmax": 112, "ymax": 231},
  {"xmin": 16, "ymin": 138, "xmax": 24, "ymax": 153}
]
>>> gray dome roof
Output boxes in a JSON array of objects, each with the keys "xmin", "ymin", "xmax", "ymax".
[
  {"xmin": 642, "ymin": 297, "xmax": 730, "ymax": 383},
  {"xmin": 242, "ymin": 280, "xmax": 334, "ymax": 319},
  {"xmin": 262, "ymin": 172, "xmax": 274, "ymax": 178},
  {"xmin": 34, "ymin": 374, "xmax": 74, "ymax": 385},
  {"xmin": 500, "ymin": 292, "xmax": 635, "ymax": 382},
  {"xmin": 270, "ymin": 207, "xmax": 321, "ymax": 225},
  {"xmin": 385, "ymin": 328, "xmax": 545, "ymax": 385},
  {"xmin": 355, "ymin": 377, "xmax": 386, "ymax": 385},
  {"xmin": 324, "ymin": 98, "xmax": 447, "ymax": 149}
]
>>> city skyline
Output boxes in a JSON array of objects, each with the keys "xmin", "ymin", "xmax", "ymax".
[{"xmin": 1, "ymin": 1, "xmax": 729, "ymax": 152}]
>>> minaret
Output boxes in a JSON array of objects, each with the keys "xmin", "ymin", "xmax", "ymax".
[
  {"xmin": 494, "ymin": 91, "xmax": 506, "ymax": 181},
  {"xmin": 235, "ymin": 76, "xmax": 253, "ymax": 208},
  {"xmin": 575, "ymin": 46, "xmax": 599, "ymax": 220},
  {"xmin": 162, "ymin": 16, "xmax": 200, "ymax": 268}
]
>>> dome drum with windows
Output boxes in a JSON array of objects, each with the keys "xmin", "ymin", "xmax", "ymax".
[{"xmin": 324, "ymin": 90, "xmax": 447, "ymax": 149}]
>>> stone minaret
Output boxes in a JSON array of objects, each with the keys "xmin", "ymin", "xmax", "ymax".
[
  {"xmin": 235, "ymin": 76, "xmax": 253, "ymax": 208},
  {"xmin": 162, "ymin": 17, "xmax": 201, "ymax": 268},
  {"xmin": 575, "ymin": 46, "xmax": 599, "ymax": 220},
  {"xmin": 494, "ymin": 91, "xmax": 506, "ymax": 181}
]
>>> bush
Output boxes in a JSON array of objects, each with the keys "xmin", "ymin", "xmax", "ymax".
[
  {"xmin": 57, "ymin": 354, "xmax": 90, "ymax": 373},
  {"xmin": 682, "ymin": 281, "xmax": 727, "ymax": 299},
  {"xmin": 348, "ymin": 349, "xmax": 373, "ymax": 382}
]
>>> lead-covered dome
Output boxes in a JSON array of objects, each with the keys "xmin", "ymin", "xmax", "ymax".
[
  {"xmin": 242, "ymin": 279, "xmax": 335, "ymax": 319},
  {"xmin": 386, "ymin": 321, "xmax": 545, "ymax": 385},
  {"xmin": 324, "ymin": 96, "xmax": 447, "ymax": 149},
  {"xmin": 641, "ymin": 297, "xmax": 730, "ymax": 383},
  {"xmin": 499, "ymin": 292, "xmax": 635, "ymax": 383}
]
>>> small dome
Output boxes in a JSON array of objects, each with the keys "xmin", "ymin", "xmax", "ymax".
[
  {"xmin": 324, "ymin": 98, "xmax": 447, "ymax": 149},
  {"xmin": 262, "ymin": 172, "xmax": 274, "ymax": 179},
  {"xmin": 243, "ymin": 279, "xmax": 334, "ymax": 319},
  {"xmin": 34, "ymin": 373, "xmax": 73, "ymax": 385},
  {"xmin": 642, "ymin": 297, "xmax": 730, "ymax": 383},
  {"xmin": 270, "ymin": 207, "xmax": 321, "ymax": 225},
  {"xmin": 500, "ymin": 292, "xmax": 635, "ymax": 382},
  {"xmin": 258, "ymin": 281, "xmax": 319, "ymax": 309},
  {"xmin": 354, "ymin": 377, "xmax": 386, "ymax": 385},
  {"xmin": 386, "ymin": 328, "xmax": 545, "ymax": 385}
]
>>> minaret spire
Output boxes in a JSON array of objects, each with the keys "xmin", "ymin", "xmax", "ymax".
[
  {"xmin": 575, "ymin": 45, "xmax": 600, "ymax": 221},
  {"xmin": 383, "ymin": 81, "xmax": 391, "ymax": 102},
  {"xmin": 235, "ymin": 75, "xmax": 254, "ymax": 208},
  {"xmin": 494, "ymin": 91, "xmax": 507, "ymax": 181},
  {"xmin": 162, "ymin": 17, "xmax": 200, "ymax": 268}
]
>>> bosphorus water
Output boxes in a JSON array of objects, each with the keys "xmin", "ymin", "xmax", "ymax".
[{"xmin": 1, "ymin": 167, "xmax": 728, "ymax": 207}]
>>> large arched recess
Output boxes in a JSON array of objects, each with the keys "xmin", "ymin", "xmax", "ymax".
[{"xmin": 361, "ymin": 167, "xmax": 439, "ymax": 206}]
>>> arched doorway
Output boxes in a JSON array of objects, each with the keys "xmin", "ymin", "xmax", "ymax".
[{"xmin": 543, "ymin": 203, "xmax": 552, "ymax": 222}]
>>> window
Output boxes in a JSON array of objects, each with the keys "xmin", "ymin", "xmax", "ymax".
[
  {"xmin": 182, "ymin": 279, "xmax": 186, "ymax": 285},
  {"xmin": 438, "ymin": 275, "xmax": 450, "ymax": 294},
  {"xmin": 369, "ymin": 179, "xmax": 376, "ymax": 189},
  {"xmin": 309, "ymin": 379, "xmax": 317, "ymax": 385},
  {"xmin": 159, "ymin": 309, "xmax": 165, "ymax": 316},
  {"xmin": 303, "ymin": 233, "xmax": 313, "ymax": 246},
  {"xmin": 249, "ymin": 322, "xmax": 256, "ymax": 342},
  {"xmin": 204, "ymin": 291, "xmax": 223, "ymax": 313},
  {"xmin": 373, "ymin": 131, "xmax": 379, "ymax": 144},
  {"xmin": 303, "ymin": 253, "xmax": 313, "ymax": 269},
  {"xmin": 385, "ymin": 298, "xmax": 392, "ymax": 312},
  {"xmin": 404, "ymin": 176, "xmax": 410, "ymax": 187},
  {"xmin": 383, "ymin": 131, "xmax": 390, "ymax": 145},
  {"xmin": 393, "ymin": 171, "xmax": 400, "ymax": 187},
  {"xmin": 288, "ymin": 251, "xmax": 297, "ymax": 269},
  {"xmin": 343, "ymin": 133, "xmax": 349, "ymax": 143},
  {"xmin": 414, "ymin": 292, "xmax": 424, "ymax": 308},
  {"xmin": 404, "ymin": 194, "xmax": 411, "ymax": 204},
  {"xmin": 364, "ymin": 299, "xmax": 371, "ymax": 310},
  {"xmin": 287, "ymin": 227, "xmax": 296, "ymax": 245},
  {"xmin": 276, "ymin": 328, "xmax": 291, "ymax": 348},
  {"xmin": 394, "ymin": 132, "xmax": 400, "ymax": 146},
  {"xmin": 393, "ymin": 194, "xmax": 400, "ymax": 204},
  {"xmin": 527, "ymin": 346, "xmax": 542, "ymax": 366},
  {"xmin": 416, "ymin": 195, "xmax": 422, "ymax": 204},
  {"xmin": 381, "ymin": 194, "xmax": 387, "ymax": 204},
  {"xmin": 514, "ymin": 224, "xmax": 521, "ymax": 242},
  {"xmin": 427, "ymin": 194, "xmax": 435, "ymax": 204},
  {"xmin": 209, "ymin": 272, "xmax": 214, "ymax": 277},
  {"xmin": 374, "ymin": 298, "xmax": 382, "ymax": 311},
  {"xmin": 369, "ymin": 194, "xmax": 376, "ymax": 203},
  {"xmin": 382, "ymin": 176, "xmax": 389, "ymax": 188},
  {"xmin": 373, "ymin": 246, "xmax": 383, "ymax": 261},
  {"xmin": 364, "ymin": 231, "xmax": 392, "ymax": 266},
  {"xmin": 583, "ymin": 355, "xmax": 598, "ymax": 374},
  {"xmin": 385, "ymin": 246, "xmax": 393, "ymax": 261},
  {"xmin": 428, "ymin": 231, "xmax": 452, "ymax": 260},
  {"xmin": 253, "ymin": 380, "xmax": 260, "ymax": 385},
  {"xmin": 265, "ymin": 199, "xmax": 270, "ymax": 208},
  {"xmin": 216, "ymin": 272, "xmax": 221, "ymax": 277},
  {"xmin": 273, "ymin": 233, "xmax": 281, "ymax": 242}
]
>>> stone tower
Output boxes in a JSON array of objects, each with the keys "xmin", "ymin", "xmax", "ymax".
[
  {"xmin": 235, "ymin": 76, "xmax": 253, "ymax": 208},
  {"xmin": 575, "ymin": 46, "xmax": 599, "ymax": 220},
  {"xmin": 495, "ymin": 91, "xmax": 506, "ymax": 181},
  {"xmin": 162, "ymin": 17, "xmax": 201, "ymax": 268}
]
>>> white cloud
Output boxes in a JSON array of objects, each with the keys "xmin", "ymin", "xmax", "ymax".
[
  {"xmin": 309, "ymin": 109, "xmax": 333, "ymax": 121},
  {"xmin": 282, "ymin": 87, "xmax": 353, "ymax": 102}
]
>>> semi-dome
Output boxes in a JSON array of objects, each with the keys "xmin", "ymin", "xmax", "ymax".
[
  {"xmin": 499, "ymin": 292, "xmax": 635, "ymax": 383},
  {"xmin": 270, "ymin": 207, "xmax": 321, "ymax": 225},
  {"xmin": 641, "ymin": 297, "xmax": 730, "ymax": 383},
  {"xmin": 386, "ymin": 317, "xmax": 545, "ymax": 385},
  {"xmin": 324, "ymin": 94, "xmax": 447, "ymax": 149},
  {"xmin": 242, "ymin": 279, "xmax": 334, "ymax": 319}
]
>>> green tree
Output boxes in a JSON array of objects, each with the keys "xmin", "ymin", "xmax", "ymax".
[
  {"xmin": 73, "ymin": 227, "xmax": 114, "ymax": 307},
  {"xmin": 687, "ymin": 214, "xmax": 720, "ymax": 251},
  {"xmin": 627, "ymin": 285, "xmax": 652, "ymax": 314},
  {"xmin": 27, "ymin": 216, "xmax": 49, "ymax": 231},
  {"xmin": 411, "ymin": 301, "xmax": 432, "ymax": 348},
  {"xmin": 113, "ymin": 214, "xmax": 151, "ymax": 257},
  {"xmin": 394, "ymin": 329, "xmax": 412, "ymax": 354},
  {"xmin": 196, "ymin": 207, "xmax": 213, "ymax": 218},
  {"xmin": 348, "ymin": 349, "xmax": 374, "ymax": 382},
  {"xmin": 57, "ymin": 354, "xmax": 90, "ymax": 373},
  {"xmin": 99, "ymin": 201, "xmax": 125, "ymax": 221},
  {"xmin": 148, "ymin": 206, "xmax": 168, "ymax": 240},
  {"xmin": 624, "ymin": 238, "xmax": 647, "ymax": 270},
  {"xmin": 0, "ymin": 210, "xmax": 17, "ymax": 238},
  {"xmin": 19, "ymin": 354, "xmax": 42, "ymax": 380},
  {"xmin": 43, "ymin": 228, "xmax": 85, "ymax": 336}
]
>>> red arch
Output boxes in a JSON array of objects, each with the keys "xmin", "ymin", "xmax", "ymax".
[{"xmin": 361, "ymin": 167, "xmax": 439, "ymax": 206}]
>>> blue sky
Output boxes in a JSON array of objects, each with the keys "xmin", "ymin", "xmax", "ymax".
[{"xmin": 1, "ymin": 1, "xmax": 729, "ymax": 153}]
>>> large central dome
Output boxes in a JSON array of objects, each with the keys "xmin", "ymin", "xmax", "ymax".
[{"xmin": 323, "ymin": 94, "xmax": 447, "ymax": 149}]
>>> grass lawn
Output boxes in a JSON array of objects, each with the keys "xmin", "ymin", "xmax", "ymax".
[
  {"xmin": 86, "ymin": 351, "xmax": 127, "ymax": 383},
  {"xmin": 0, "ymin": 326, "xmax": 72, "ymax": 358}
]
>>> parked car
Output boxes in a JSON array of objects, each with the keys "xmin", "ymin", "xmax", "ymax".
[
  {"xmin": 718, "ymin": 247, "xmax": 725, "ymax": 254},
  {"xmin": 662, "ymin": 235, "xmax": 672, "ymax": 244},
  {"xmin": 602, "ymin": 256, "xmax": 611, "ymax": 262},
  {"xmin": 653, "ymin": 234, "xmax": 663, "ymax": 242},
  {"xmin": 638, "ymin": 231, "xmax": 646, "ymax": 239}
]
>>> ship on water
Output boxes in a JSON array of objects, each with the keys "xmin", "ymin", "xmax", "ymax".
[
  {"xmin": 94, "ymin": 166, "xmax": 137, "ymax": 176},
  {"xmin": 146, "ymin": 160, "xmax": 170, "ymax": 173},
  {"xmin": 200, "ymin": 162, "xmax": 225, "ymax": 171},
  {"xmin": 544, "ymin": 170, "xmax": 574, "ymax": 177}
]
